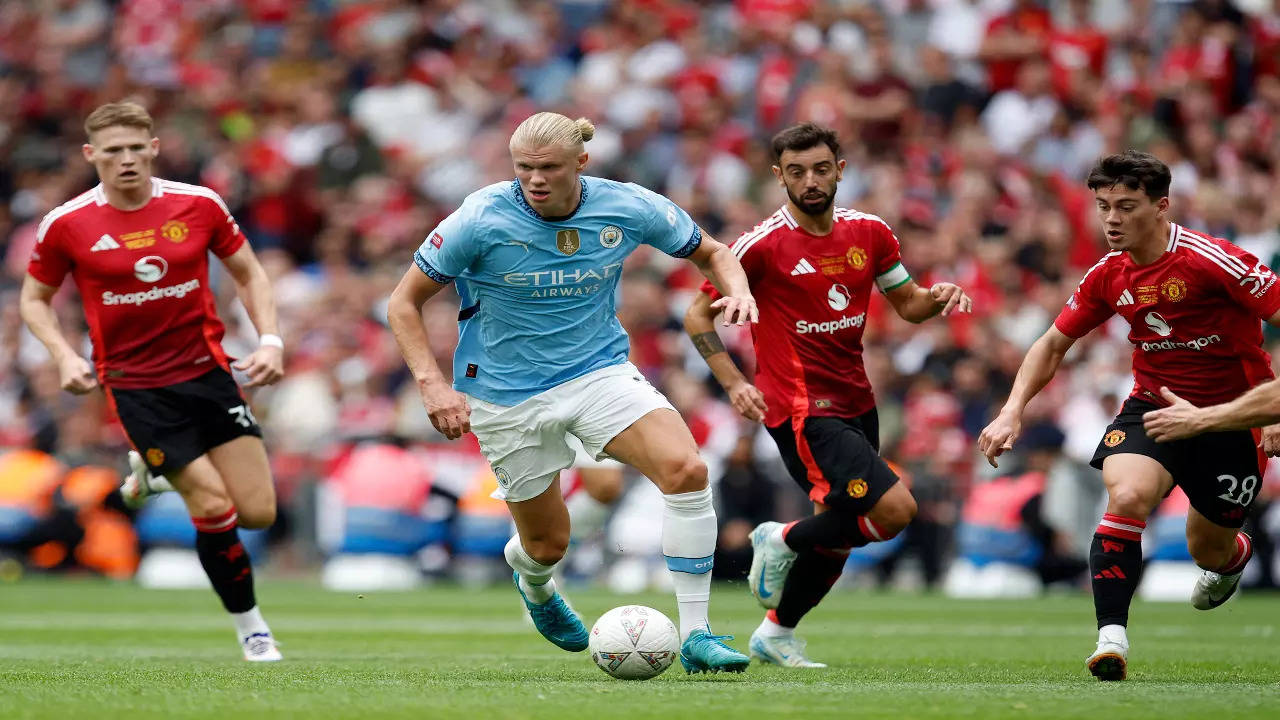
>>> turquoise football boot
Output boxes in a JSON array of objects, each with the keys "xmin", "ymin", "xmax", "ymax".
[
  {"xmin": 679, "ymin": 627, "xmax": 750, "ymax": 674},
  {"xmin": 514, "ymin": 572, "xmax": 589, "ymax": 652}
]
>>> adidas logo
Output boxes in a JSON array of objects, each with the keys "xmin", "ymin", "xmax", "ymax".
[
  {"xmin": 791, "ymin": 258, "xmax": 816, "ymax": 276},
  {"xmin": 1093, "ymin": 565, "xmax": 1128, "ymax": 580},
  {"xmin": 1116, "ymin": 290, "xmax": 1134, "ymax": 306},
  {"xmin": 91, "ymin": 234, "xmax": 120, "ymax": 252}
]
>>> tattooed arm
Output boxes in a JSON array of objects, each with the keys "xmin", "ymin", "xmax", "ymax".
[{"xmin": 683, "ymin": 289, "xmax": 768, "ymax": 422}]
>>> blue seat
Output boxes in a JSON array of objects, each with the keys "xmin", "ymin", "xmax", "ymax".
[
  {"xmin": 338, "ymin": 506, "xmax": 446, "ymax": 555},
  {"xmin": 0, "ymin": 506, "xmax": 39, "ymax": 544}
]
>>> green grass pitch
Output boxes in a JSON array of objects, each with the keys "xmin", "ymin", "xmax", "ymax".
[{"xmin": 1, "ymin": 577, "xmax": 1277, "ymax": 719}]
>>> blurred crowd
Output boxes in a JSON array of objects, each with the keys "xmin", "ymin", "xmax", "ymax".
[{"xmin": 3, "ymin": 0, "xmax": 1280, "ymax": 587}]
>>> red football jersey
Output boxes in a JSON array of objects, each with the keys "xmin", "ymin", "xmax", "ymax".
[
  {"xmin": 1055, "ymin": 223, "xmax": 1280, "ymax": 407},
  {"xmin": 27, "ymin": 178, "xmax": 247, "ymax": 389},
  {"xmin": 703, "ymin": 206, "xmax": 909, "ymax": 427}
]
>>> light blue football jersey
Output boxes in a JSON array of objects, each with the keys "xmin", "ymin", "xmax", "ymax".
[{"xmin": 412, "ymin": 176, "xmax": 702, "ymax": 406}]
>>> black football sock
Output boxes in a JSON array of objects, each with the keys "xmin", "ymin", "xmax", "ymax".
[
  {"xmin": 773, "ymin": 547, "xmax": 848, "ymax": 628},
  {"xmin": 194, "ymin": 508, "xmax": 257, "ymax": 614},
  {"xmin": 1090, "ymin": 513, "xmax": 1146, "ymax": 628}
]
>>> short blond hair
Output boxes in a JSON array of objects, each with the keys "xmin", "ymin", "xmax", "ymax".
[
  {"xmin": 84, "ymin": 102, "xmax": 154, "ymax": 139},
  {"xmin": 509, "ymin": 112, "xmax": 595, "ymax": 153}
]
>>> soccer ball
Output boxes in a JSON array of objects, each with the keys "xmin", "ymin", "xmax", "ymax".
[{"xmin": 588, "ymin": 605, "xmax": 680, "ymax": 680}]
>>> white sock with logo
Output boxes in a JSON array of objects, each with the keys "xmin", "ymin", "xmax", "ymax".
[
  {"xmin": 662, "ymin": 486, "xmax": 717, "ymax": 640},
  {"xmin": 504, "ymin": 535, "xmax": 558, "ymax": 604}
]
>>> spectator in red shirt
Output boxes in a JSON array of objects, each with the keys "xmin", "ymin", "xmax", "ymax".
[
  {"xmin": 1049, "ymin": 0, "xmax": 1109, "ymax": 101},
  {"xmin": 979, "ymin": 0, "xmax": 1054, "ymax": 93}
]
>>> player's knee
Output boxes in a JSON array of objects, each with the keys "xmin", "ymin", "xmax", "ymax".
[
  {"xmin": 177, "ymin": 486, "xmax": 233, "ymax": 521},
  {"xmin": 886, "ymin": 493, "xmax": 918, "ymax": 536},
  {"xmin": 524, "ymin": 533, "xmax": 570, "ymax": 566},
  {"xmin": 1106, "ymin": 487, "xmax": 1154, "ymax": 519},
  {"xmin": 656, "ymin": 455, "xmax": 707, "ymax": 495},
  {"xmin": 870, "ymin": 494, "xmax": 916, "ymax": 539},
  {"xmin": 1186, "ymin": 534, "xmax": 1233, "ymax": 570},
  {"xmin": 236, "ymin": 502, "xmax": 276, "ymax": 530}
]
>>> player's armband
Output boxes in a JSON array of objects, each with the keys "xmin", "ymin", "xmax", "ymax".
[{"xmin": 875, "ymin": 263, "xmax": 911, "ymax": 292}]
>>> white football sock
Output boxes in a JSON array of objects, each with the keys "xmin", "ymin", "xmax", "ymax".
[
  {"xmin": 1098, "ymin": 624, "xmax": 1128, "ymax": 647},
  {"xmin": 662, "ymin": 486, "xmax": 716, "ymax": 640},
  {"xmin": 232, "ymin": 606, "xmax": 270, "ymax": 641},
  {"xmin": 148, "ymin": 474, "xmax": 174, "ymax": 493},
  {"xmin": 504, "ymin": 535, "xmax": 558, "ymax": 604},
  {"xmin": 566, "ymin": 492, "xmax": 612, "ymax": 542},
  {"xmin": 754, "ymin": 614, "xmax": 793, "ymax": 639}
]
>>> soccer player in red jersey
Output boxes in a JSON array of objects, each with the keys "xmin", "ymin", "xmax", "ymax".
[
  {"xmin": 979, "ymin": 151, "xmax": 1280, "ymax": 681},
  {"xmin": 684, "ymin": 123, "xmax": 972, "ymax": 667},
  {"xmin": 20, "ymin": 102, "xmax": 286, "ymax": 662}
]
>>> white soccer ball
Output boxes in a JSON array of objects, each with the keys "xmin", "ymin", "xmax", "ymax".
[{"xmin": 589, "ymin": 605, "xmax": 680, "ymax": 680}]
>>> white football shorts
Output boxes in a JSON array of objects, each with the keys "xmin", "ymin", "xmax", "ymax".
[{"xmin": 466, "ymin": 362, "xmax": 674, "ymax": 502}]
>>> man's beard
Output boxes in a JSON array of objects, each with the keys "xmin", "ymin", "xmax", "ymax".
[{"xmin": 787, "ymin": 187, "xmax": 835, "ymax": 216}]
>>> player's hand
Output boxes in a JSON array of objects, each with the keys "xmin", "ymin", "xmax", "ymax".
[
  {"xmin": 421, "ymin": 380, "xmax": 471, "ymax": 440},
  {"xmin": 978, "ymin": 411, "xmax": 1021, "ymax": 468},
  {"xmin": 710, "ymin": 294, "xmax": 758, "ymax": 326},
  {"xmin": 1142, "ymin": 387, "xmax": 1205, "ymax": 443},
  {"xmin": 234, "ymin": 346, "xmax": 284, "ymax": 387},
  {"xmin": 1262, "ymin": 424, "xmax": 1280, "ymax": 457},
  {"xmin": 57, "ymin": 355, "xmax": 98, "ymax": 395},
  {"xmin": 930, "ymin": 282, "xmax": 972, "ymax": 317},
  {"xmin": 727, "ymin": 381, "xmax": 768, "ymax": 423}
]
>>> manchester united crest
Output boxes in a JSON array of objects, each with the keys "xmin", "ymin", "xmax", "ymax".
[
  {"xmin": 161, "ymin": 220, "xmax": 189, "ymax": 243},
  {"xmin": 146, "ymin": 448, "xmax": 165, "ymax": 467},
  {"xmin": 556, "ymin": 229, "xmax": 580, "ymax": 255},
  {"xmin": 848, "ymin": 478, "xmax": 868, "ymax": 498},
  {"xmin": 846, "ymin": 246, "xmax": 868, "ymax": 270},
  {"xmin": 1160, "ymin": 276, "xmax": 1187, "ymax": 302},
  {"xmin": 1103, "ymin": 430, "xmax": 1126, "ymax": 448}
]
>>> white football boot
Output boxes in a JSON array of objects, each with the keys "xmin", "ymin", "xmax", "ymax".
[
  {"xmin": 749, "ymin": 631, "xmax": 827, "ymax": 668},
  {"xmin": 747, "ymin": 521, "xmax": 795, "ymax": 610},
  {"xmin": 1086, "ymin": 624, "xmax": 1128, "ymax": 681},
  {"xmin": 1191, "ymin": 568, "xmax": 1244, "ymax": 610},
  {"xmin": 242, "ymin": 632, "xmax": 283, "ymax": 662},
  {"xmin": 119, "ymin": 450, "xmax": 173, "ymax": 509}
]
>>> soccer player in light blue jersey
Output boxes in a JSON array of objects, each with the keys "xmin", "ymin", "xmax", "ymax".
[{"xmin": 388, "ymin": 112, "xmax": 757, "ymax": 673}]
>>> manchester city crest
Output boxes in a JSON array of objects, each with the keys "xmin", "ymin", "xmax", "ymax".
[{"xmin": 599, "ymin": 225, "xmax": 624, "ymax": 248}]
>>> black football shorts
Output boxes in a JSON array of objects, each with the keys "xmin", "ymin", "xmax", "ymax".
[
  {"xmin": 1091, "ymin": 397, "xmax": 1263, "ymax": 529},
  {"xmin": 766, "ymin": 409, "xmax": 899, "ymax": 514},
  {"xmin": 107, "ymin": 368, "xmax": 263, "ymax": 476}
]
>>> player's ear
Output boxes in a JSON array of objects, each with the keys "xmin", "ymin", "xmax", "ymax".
[
  {"xmin": 771, "ymin": 165, "xmax": 783, "ymax": 184},
  {"xmin": 1156, "ymin": 196, "xmax": 1169, "ymax": 216},
  {"xmin": 81, "ymin": 143, "xmax": 94, "ymax": 164},
  {"xmin": 577, "ymin": 151, "xmax": 588, "ymax": 172},
  {"xmin": 836, "ymin": 158, "xmax": 846, "ymax": 181},
  {"xmin": 150, "ymin": 137, "xmax": 160, "ymax": 157}
]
